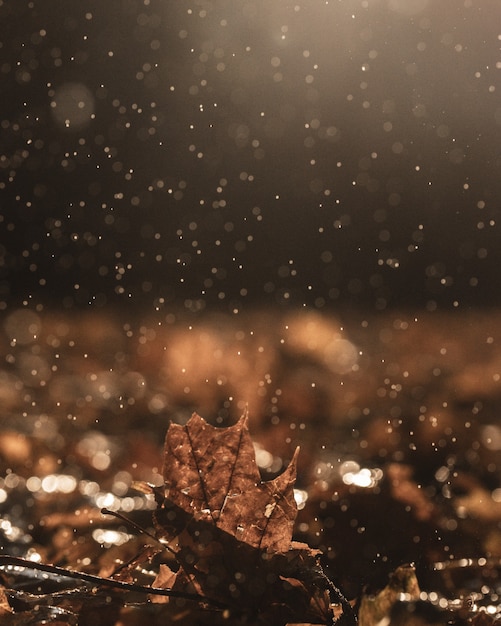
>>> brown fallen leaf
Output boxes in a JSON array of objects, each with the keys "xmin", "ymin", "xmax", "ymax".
[
  {"xmin": 152, "ymin": 413, "xmax": 349, "ymax": 625},
  {"xmin": 160, "ymin": 412, "xmax": 298, "ymax": 552},
  {"xmin": 358, "ymin": 565, "xmax": 421, "ymax": 626},
  {"xmin": 0, "ymin": 586, "xmax": 13, "ymax": 616}
]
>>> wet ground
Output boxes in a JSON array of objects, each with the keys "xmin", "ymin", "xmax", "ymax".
[{"xmin": 1, "ymin": 307, "xmax": 501, "ymax": 619}]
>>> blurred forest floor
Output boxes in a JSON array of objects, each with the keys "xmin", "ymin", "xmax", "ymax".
[{"xmin": 1, "ymin": 307, "xmax": 501, "ymax": 619}]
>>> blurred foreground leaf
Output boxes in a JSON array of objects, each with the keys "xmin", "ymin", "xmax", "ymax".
[{"xmin": 358, "ymin": 565, "xmax": 420, "ymax": 626}]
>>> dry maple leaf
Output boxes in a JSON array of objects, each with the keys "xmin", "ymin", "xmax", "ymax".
[
  {"xmin": 152, "ymin": 413, "xmax": 349, "ymax": 625},
  {"xmin": 159, "ymin": 412, "xmax": 298, "ymax": 552}
]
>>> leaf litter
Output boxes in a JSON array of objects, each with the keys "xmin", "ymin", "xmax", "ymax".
[
  {"xmin": 0, "ymin": 413, "xmax": 355, "ymax": 625},
  {"xmin": 3, "ymin": 307, "xmax": 501, "ymax": 624},
  {"xmin": 1, "ymin": 407, "xmax": 501, "ymax": 626},
  {"xmin": 2, "ymin": 403, "xmax": 501, "ymax": 625}
]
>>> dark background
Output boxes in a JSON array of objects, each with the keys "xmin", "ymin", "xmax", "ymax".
[{"xmin": 1, "ymin": 0, "xmax": 501, "ymax": 314}]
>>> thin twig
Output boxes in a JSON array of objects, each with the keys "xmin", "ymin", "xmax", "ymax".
[
  {"xmin": 322, "ymin": 572, "xmax": 358, "ymax": 626},
  {"xmin": 100, "ymin": 507, "xmax": 177, "ymax": 557},
  {"xmin": 0, "ymin": 555, "xmax": 227, "ymax": 609}
]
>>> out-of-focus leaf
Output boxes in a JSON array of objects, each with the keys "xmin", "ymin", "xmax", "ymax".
[
  {"xmin": 358, "ymin": 565, "xmax": 421, "ymax": 626},
  {"xmin": 0, "ymin": 586, "xmax": 13, "ymax": 616},
  {"xmin": 471, "ymin": 612, "xmax": 497, "ymax": 626},
  {"xmin": 150, "ymin": 564, "xmax": 177, "ymax": 604}
]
